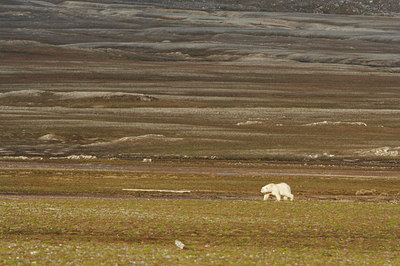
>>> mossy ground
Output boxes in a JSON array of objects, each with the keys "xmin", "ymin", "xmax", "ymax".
[{"xmin": 1, "ymin": 198, "xmax": 399, "ymax": 264}]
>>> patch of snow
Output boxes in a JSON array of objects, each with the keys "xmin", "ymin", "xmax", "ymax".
[
  {"xmin": 85, "ymin": 134, "xmax": 183, "ymax": 147},
  {"xmin": 38, "ymin": 134, "xmax": 64, "ymax": 142},
  {"xmin": 306, "ymin": 152, "xmax": 335, "ymax": 159},
  {"xmin": 0, "ymin": 89, "xmax": 43, "ymax": 98},
  {"xmin": 0, "ymin": 40, "xmax": 44, "ymax": 46},
  {"xmin": 116, "ymin": 134, "xmax": 183, "ymax": 143},
  {"xmin": 55, "ymin": 91, "xmax": 153, "ymax": 100},
  {"xmin": 236, "ymin": 121, "xmax": 262, "ymax": 126},
  {"xmin": 1, "ymin": 156, "xmax": 43, "ymax": 160},
  {"xmin": 356, "ymin": 147, "xmax": 399, "ymax": 157},
  {"xmin": 304, "ymin": 121, "xmax": 367, "ymax": 126},
  {"xmin": 0, "ymin": 90, "xmax": 157, "ymax": 101},
  {"xmin": 66, "ymin": 155, "xmax": 97, "ymax": 160}
]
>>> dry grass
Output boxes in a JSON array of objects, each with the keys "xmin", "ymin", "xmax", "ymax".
[{"xmin": 0, "ymin": 167, "xmax": 399, "ymax": 200}]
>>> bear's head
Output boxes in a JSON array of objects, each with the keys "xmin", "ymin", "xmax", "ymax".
[{"xmin": 260, "ymin": 184, "xmax": 273, "ymax": 194}]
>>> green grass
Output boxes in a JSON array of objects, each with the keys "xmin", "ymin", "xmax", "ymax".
[
  {"xmin": 1, "ymin": 167, "xmax": 398, "ymax": 263},
  {"xmin": 0, "ymin": 198, "xmax": 399, "ymax": 264}
]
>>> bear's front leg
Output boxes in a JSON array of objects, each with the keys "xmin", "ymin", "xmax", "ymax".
[
  {"xmin": 263, "ymin": 193, "xmax": 270, "ymax": 201},
  {"xmin": 273, "ymin": 193, "xmax": 281, "ymax": 201}
]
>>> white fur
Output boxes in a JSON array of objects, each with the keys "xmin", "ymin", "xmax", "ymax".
[{"xmin": 261, "ymin": 183, "xmax": 294, "ymax": 201}]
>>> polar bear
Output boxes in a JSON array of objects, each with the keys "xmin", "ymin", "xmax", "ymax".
[{"xmin": 261, "ymin": 183, "xmax": 294, "ymax": 201}]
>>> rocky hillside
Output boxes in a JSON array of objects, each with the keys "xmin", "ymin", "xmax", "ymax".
[{"xmin": 98, "ymin": 0, "xmax": 399, "ymax": 15}]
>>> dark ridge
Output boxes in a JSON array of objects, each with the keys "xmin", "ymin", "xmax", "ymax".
[{"xmin": 91, "ymin": 0, "xmax": 399, "ymax": 15}]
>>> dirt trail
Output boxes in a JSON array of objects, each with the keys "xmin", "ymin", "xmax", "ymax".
[
  {"xmin": 0, "ymin": 192, "xmax": 395, "ymax": 203},
  {"xmin": 1, "ymin": 161, "xmax": 399, "ymax": 202},
  {"xmin": 0, "ymin": 161, "xmax": 399, "ymax": 179}
]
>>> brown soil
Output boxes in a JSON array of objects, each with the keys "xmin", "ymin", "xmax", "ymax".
[{"xmin": 1, "ymin": 160, "xmax": 399, "ymax": 202}]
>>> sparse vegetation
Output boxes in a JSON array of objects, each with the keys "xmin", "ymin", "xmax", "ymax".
[
  {"xmin": 0, "ymin": 198, "xmax": 399, "ymax": 264},
  {"xmin": 1, "ymin": 0, "xmax": 400, "ymax": 160},
  {"xmin": 0, "ymin": 167, "xmax": 399, "ymax": 200},
  {"xmin": 1, "ymin": 0, "xmax": 399, "ymax": 264}
]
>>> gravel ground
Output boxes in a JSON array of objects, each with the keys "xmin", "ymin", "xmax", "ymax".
[{"xmin": 1, "ymin": 0, "xmax": 399, "ymax": 161}]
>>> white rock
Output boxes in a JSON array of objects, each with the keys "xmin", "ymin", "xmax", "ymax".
[{"xmin": 175, "ymin": 240, "xmax": 185, "ymax": 249}]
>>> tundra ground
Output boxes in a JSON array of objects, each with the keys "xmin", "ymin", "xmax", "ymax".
[
  {"xmin": 1, "ymin": 196, "xmax": 399, "ymax": 264},
  {"xmin": 1, "ymin": 0, "xmax": 400, "ymax": 264},
  {"xmin": 0, "ymin": 160, "xmax": 399, "ymax": 263},
  {"xmin": 1, "ymin": 1, "xmax": 400, "ymax": 161}
]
